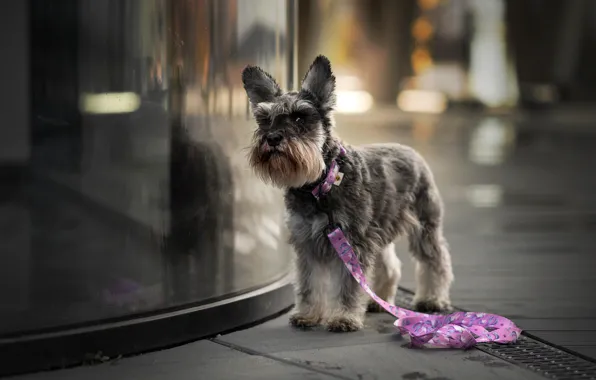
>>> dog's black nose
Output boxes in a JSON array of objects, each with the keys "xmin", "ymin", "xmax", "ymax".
[{"xmin": 266, "ymin": 133, "xmax": 283, "ymax": 147}]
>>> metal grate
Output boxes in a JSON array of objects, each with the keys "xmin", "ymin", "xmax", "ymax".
[{"xmin": 394, "ymin": 289, "xmax": 596, "ymax": 380}]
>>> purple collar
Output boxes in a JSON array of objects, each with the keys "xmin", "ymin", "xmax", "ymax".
[{"xmin": 311, "ymin": 145, "xmax": 346, "ymax": 199}]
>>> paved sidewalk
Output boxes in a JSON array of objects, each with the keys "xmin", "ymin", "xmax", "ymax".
[
  {"xmin": 338, "ymin": 113, "xmax": 596, "ymax": 360},
  {"xmin": 10, "ymin": 311, "xmax": 545, "ymax": 380}
]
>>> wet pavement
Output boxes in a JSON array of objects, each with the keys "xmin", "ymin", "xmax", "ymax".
[{"xmin": 336, "ymin": 111, "xmax": 596, "ymax": 360}]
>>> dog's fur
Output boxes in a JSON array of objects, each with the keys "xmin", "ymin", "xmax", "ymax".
[{"xmin": 242, "ymin": 55, "xmax": 454, "ymax": 332}]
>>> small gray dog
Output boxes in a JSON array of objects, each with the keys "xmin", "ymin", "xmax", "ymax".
[{"xmin": 242, "ymin": 55, "xmax": 454, "ymax": 332}]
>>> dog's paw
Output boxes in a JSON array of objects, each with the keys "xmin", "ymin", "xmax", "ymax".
[
  {"xmin": 289, "ymin": 313, "xmax": 320, "ymax": 329},
  {"xmin": 326, "ymin": 317, "xmax": 363, "ymax": 332},
  {"xmin": 414, "ymin": 299, "xmax": 452, "ymax": 314}
]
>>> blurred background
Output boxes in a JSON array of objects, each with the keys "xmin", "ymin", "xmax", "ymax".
[{"xmin": 2, "ymin": 0, "xmax": 596, "ymax": 376}]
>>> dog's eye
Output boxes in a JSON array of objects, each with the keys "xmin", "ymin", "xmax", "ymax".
[
  {"xmin": 256, "ymin": 115, "xmax": 271, "ymax": 127},
  {"xmin": 290, "ymin": 112, "xmax": 305, "ymax": 125}
]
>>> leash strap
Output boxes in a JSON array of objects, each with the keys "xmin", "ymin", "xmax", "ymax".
[
  {"xmin": 328, "ymin": 226, "xmax": 522, "ymax": 348},
  {"xmin": 314, "ymin": 145, "xmax": 522, "ymax": 348}
]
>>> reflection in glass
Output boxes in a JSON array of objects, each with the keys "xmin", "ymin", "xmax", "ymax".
[{"xmin": 0, "ymin": 0, "xmax": 294, "ymax": 338}]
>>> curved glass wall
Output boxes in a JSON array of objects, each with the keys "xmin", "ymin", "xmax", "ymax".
[{"xmin": 0, "ymin": 0, "xmax": 295, "ymax": 339}]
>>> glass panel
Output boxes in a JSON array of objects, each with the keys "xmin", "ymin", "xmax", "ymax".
[{"xmin": 0, "ymin": 0, "xmax": 294, "ymax": 337}]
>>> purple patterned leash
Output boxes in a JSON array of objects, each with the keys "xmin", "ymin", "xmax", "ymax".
[
  {"xmin": 328, "ymin": 227, "xmax": 522, "ymax": 349},
  {"xmin": 316, "ymin": 145, "xmax": 522, "ymax": 348}
]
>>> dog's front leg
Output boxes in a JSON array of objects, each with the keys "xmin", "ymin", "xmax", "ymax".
[
  {"xmin": 325, "ymin": 259, "xmax": 370, "ymax": 332},
  {"xmin": 289, "ymin": 253, "xmax": 327, "ymax": 328}
]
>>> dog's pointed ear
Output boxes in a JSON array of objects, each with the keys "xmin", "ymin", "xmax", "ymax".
[
  {"xmin": 301, "ymin": 55, "xmax": 336, "ymax": 110},
  {"xmin": 242, "ymin": 65, "xmax": 282, "ymax": 107}
]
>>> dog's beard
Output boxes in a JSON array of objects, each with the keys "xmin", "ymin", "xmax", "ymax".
[{"xmin": 248, "ymin": 138, "xmax": 325, "ymax": 188}]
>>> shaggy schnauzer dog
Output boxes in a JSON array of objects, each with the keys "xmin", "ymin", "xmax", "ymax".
[{"xmin": 242, "ymin": 55, "xmax": 454, "ymax": 332}]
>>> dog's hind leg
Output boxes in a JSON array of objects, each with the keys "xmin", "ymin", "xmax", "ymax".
[
  {"xmin": 367, "ymin": 243, "xmax": 401, "ymax": 313},
  {"xmin": 408, "ymin": 182, "xmax": 454, "ymax": 313}
]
